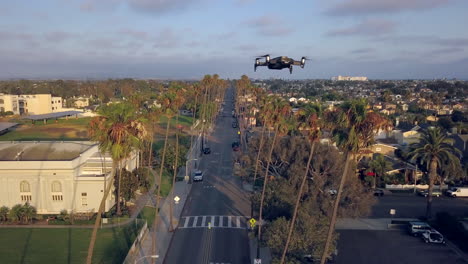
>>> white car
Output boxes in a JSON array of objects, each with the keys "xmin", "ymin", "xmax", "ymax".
[
  {"xmin": 421, "ymin": 230, "xmax": 445, "ymax": 244},
  {"xmin": 193, "ymin": 170, "xmax": 203, "ymax": 182}
]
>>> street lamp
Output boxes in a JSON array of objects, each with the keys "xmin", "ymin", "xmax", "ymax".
[
  {"xmin": 185, "ymin": 158, "xmax": 198, "ymax": 182},
  {"xmin": 134, "ymin": 255, "xmax": 159, "ymax": 264}
]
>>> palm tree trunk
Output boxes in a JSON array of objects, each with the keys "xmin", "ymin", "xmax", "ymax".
[
  {"xmin": 116, "ymin": 162, "xmax": 123, "ymax": 216},
  {"xmin": 86, "ymin": 161, "xmax": 116, "ymax": 264},
  {"xmin": 257, "ymin": 125, "xmax": 279, "ymax": 259},
  {"xmin": 152, "ymin": 117, "xmax": 171, "ymax": 261},
  {"xmin": 426, "ymin": 158, "xmax": 437, "ymax": 219},
  {"xmin": 320, "ymin": 152, "xmax": 352, "ymax": 264},
  {"xmin": 169, "ymin": 114, "xmax": 180, "ymax": 232},
  {"xmin": 251, "ymin": 124, "xmax": 267, "ymax": 217},
  {"xmin": 280, "ymin": 141, "xmax": 316, "ymax": 264}
]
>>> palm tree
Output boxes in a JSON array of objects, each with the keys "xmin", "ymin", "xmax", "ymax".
[
  {"xmin": 257, "ymin": 98, "xmax": 292, "ymax": 259},
  {"xmin": 86, "ymin": 102, "xmax": 147, "ymax": 264},
  {"xmin": 280, "ymin": 104, "xmax": 323, "ymax": 263},
  {"xmin": 321, "ymin": 100, "xmax": 390, "ymax": 264},
  {"xmin": 369, "ymin": 154, "xmax": 392, "ymax": 189},
  {"xmin": 408, "ymin": 127, "xmax": 461, "ymax": 219}
]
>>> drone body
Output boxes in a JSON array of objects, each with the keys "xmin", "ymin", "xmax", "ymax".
[{"xmin": 254, "ymin": 55, "xmax": 308, "ymax": 74}]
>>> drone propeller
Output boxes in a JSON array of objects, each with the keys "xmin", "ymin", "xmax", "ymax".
[{"xmin": 256, "ymin": 54, "xmax": 270, "ymax": 58}]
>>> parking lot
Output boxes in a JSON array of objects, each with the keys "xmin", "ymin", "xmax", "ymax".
[{"xmin": 335, "ymin": 229, "xmax": 468, "ymax": 264}]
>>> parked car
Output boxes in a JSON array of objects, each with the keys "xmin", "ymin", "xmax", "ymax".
[
  {"xmin": 373, "ymin": 188, "xmax": 384, "ymax": 196},
  {"xmin": 418, "ymin": 189, "xmax": 442, "ymax": 197},
  {"xmin": 232, "ymin": 141, "xmax": 240, "ymax": 151},
  {"xmin": 408, "ymin": 221, "xmax": 433, "ymax": 236},
  {"xmin": 193, "ymin": 170, "xmax": 204, "ymax": 182},
  {"xmin": 421, "ymin": 230, "xmax": 445, "ymax": 244},
  {"xmin": 446, "ymin": 187, "xmax": 468, "ymax": 197}
]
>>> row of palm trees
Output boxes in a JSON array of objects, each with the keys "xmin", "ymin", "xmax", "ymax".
[
  {"xmin": 85, "ymin": 77, "xmax": 227, "ymax": 264},
  {"xmin": 234, "ymin": 79, "xmax": 461, "ymax": 263}
]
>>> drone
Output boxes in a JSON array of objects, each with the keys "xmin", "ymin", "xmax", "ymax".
[{"xmin": 254, "ymin": 55, "xmax": 308, "ymax": 74}]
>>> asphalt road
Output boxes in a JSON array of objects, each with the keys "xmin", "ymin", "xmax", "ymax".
[
  {"xmin": 370, "ymin": 193, "xmax": 468, "ymax": 218},
  {"xmin": 164, "ymin": 88, "xmax": 251, "ymax": 264},
  {"xmin": 335, "ymin": 229, "xmax": 468, "ymax": 264}
]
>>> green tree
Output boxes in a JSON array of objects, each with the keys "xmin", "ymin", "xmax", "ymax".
[
  {"xmin": 86, "ymin": 101, "xmax": 147, "ymax": 264},
  {"xmin": 408, "ymin": 127, "xmax": 461, "ymax": 219},
  {"xmin": 369, "ymin": 154, "xmax": 392, "ymax": 188},
  {"xmin": 0, "ymin": 206, "xmax": 9, "ymax": 222}
]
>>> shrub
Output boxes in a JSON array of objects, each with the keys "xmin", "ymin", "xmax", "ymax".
[{"xmin": 0, "ymin": 206, "xmax": 9, "ymax": 222}]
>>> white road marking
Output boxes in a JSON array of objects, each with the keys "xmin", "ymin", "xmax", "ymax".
[
  {"xmin": 202, "ymin": 216, "xmax": 206, "ymax": 227},
  {"xmin": 183, "ymin": 217, "xmax": 189, "ymax": 228},
  {"xmin": 178, "ymin": 215, "xmax": 248, "ymax": 229},
  {"xmin": 192, "ymin": 216, "xmax": 198, "ymax": 227},
  {"xmin": 219, "ymin": 216, "xmax": 223, "ymax": 227},
  {"xmin": 228, "ymin": 216, "xmax": 232, "ymax": 228},
  {"xmin": 236, "ymin": 216, "xmax": 240, "ymax": 228},
  {"xmin": 211, "ymin": 216, "xmax": 215, "ymax": 227}
]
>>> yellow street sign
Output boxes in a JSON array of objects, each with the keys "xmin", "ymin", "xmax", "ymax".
[{"xmin": 249, "ymin": 218, "xmax": 256, "ymax": 227}]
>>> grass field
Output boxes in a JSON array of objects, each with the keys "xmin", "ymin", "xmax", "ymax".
[{"xmin": 0, "ymin": 222, "xmax": 144, "ymax": 264}]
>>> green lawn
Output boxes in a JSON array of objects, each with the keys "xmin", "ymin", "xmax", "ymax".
[
  {"xmin": 0, "ymin": 223, "xmax": 143, "ymax": 264},
  {"xmin": 138, "ymin": 206, "xmax": 156, "ymax": 227}
]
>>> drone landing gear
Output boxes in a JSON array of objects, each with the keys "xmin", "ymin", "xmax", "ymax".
[{"xmin": 289, "ymin": 65, "xmax": 293, "ymax": 74}]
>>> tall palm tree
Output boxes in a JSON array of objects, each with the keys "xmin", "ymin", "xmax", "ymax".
[
  {"xmin": 280, "ymin": 104, "xmax": 323, "ymax": 263},
  {"xmin": 408, "ymin": 127, "xmax": 461, "ymax": 219},
  {"xmin": 321, "ymin": 100, "xmax": 390, "ymax": 264},
  {"xmin": 257, "ymin": 98, "xmax": 292, "ymax": 259},
  {"xmin": 86, "ymin": 102, "xmax": 147, "ymax": 264}
]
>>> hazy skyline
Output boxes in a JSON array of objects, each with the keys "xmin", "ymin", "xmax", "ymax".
[{"xmin": 1, "ymin": 0, "xmax": 467, "ymax": 80}]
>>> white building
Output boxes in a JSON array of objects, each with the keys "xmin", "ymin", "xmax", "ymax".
[
  {"xmin": 0, "ymin": 93, "xmax": 63, "ymax": 115},
  {"xmin": 331, "ymin": 75, "xmax": 368, "ymax": 81},
  {"xmin": 0, "ymin": 141, "xmax": 138, "ymax": 214}
]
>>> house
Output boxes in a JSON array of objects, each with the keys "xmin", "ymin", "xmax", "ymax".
[
  {"xmin": 451, "ymin": 134, "xmax": 468, "ymax": 159},
  {"xmin": 0, "ymin": 141, "xmax": 139, "ymax": 214}
]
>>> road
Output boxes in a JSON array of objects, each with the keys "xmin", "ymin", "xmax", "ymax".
[
  {"xmin": 164, "ymin": 88, "xmax": 251, "ymax": 264},
  {"xmin": 370, "ymin": 193, "xmax": 468, "ymax": 218}
]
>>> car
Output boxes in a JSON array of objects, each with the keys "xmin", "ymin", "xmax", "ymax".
[
  {"xmin": 417, "ymin": 189, "xmax": 442, "ymax": 197},
  {"xmin": 421, "ymin": 230, "xmax": 445, "ymax": 244},
  {"xmin": 408, "ymin": 221, "xmax": 433, "ymax": 236},
  {"xmin": 232, "ymin": 142, "xmax": 240, "ymax": 151},
  {"xmin": 373, "ymin": 188, "xmax": 384, "ymax": 196},
  {"xmin": 232, "ymin": 121, "xmax": 238, "ymax": 128},
  {"xmin": 193, "ymin": 170, "xmax": 203, "ymax": 182},
  {"xmin": 203, "ymin": 147, "xmax": 211, "ymax": 154}
]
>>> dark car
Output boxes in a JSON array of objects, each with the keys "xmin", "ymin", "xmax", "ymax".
[
  {"xmin": 203, "ymin": 147, "xmax": 211, "ymax": 154},
  {"xmin": 232, "ymin": 121, "xmax": 238, "ymax": 128},
  {"xmin": 373, "ymin": 189, "xmax": 384, "ymax": 196},
  {"xmin": 232, "ymin": 142, "xmax": 240, "ymax": 151}
]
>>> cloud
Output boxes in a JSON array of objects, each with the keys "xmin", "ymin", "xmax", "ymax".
[
  {"xmin": 351, "ymin": 48, "xmax": 375, "ymax": 54},
  {"xmin": 325, "ymin": 0, "xmax": 453, "ymax": 16},
  {"xmin": 118, "ymin": 29, "xmax": 149, "ymax": 40},
  {"xmin": 153, "ymin": 28, "xmax": 180, "ymax": 48},
  {"xmin": 44, "ymin": 31, "xmax": 75, "ymax": 42},
  {"xmin": 235, "ymin": 0, "xmax": 255, "ymax": 6},
  {"xmin": 373, "ymin": 35, "xmax": 468, "ymax": 47},
  {"xmin": 126, "ymin": 0, "xmax": 197, "ymax": 14},
  {"xmin": 327, "ymin": 19, "xmax": 396, "ymax": 36},
  {"xmin": 243, "ymin": 15, "xmax": 294, "ymax": 36},
  {"xmin": 0, "ymin": 31, "xmax": 34, "ymax": 41},
  {"xmin": 428, "ymin": 47, "xmax": 464, "ymax": 55}
]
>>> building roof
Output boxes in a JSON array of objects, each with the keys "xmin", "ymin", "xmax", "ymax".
[
  {"xmin": 0, "ymin": 122, "xmax": 18, "ymax": 132},
  {"xmin": 22, "ymin": 110, "xmax": 82, "ymax": 121},
  {"xmin": 0, "ymin": 141, "xmax": 96, "ymax": 161}
]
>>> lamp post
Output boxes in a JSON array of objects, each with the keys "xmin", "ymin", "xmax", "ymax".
[
  {"xmin": 134, "ymin": 255, "xmax": 158, "ymax": 264},
  {"xmin": 185, "ymin": 158, "xmax": 198, "ymax": 182}
]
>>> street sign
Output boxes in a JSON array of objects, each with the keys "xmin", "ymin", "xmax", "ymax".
[
  {"xmin": 249, "ymin": 218, "xmax": 256, "ymax": 228},
  {"xmin": 174, "ymin": 196, "xmax": 180, "ymax": 204},
  {"xmin": 254, "ymin": 259, "xmax": 261, "ymax": 264}
]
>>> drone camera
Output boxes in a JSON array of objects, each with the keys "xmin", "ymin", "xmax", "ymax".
[
  {"xmin": 266, "ymin": 55, "xmax": 270, "ymax": 63},
  {"xmin": 301, "ymin": 57, "xmax": 306, "ymax": 68}
]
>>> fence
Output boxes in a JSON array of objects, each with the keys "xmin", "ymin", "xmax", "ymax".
[{"xmin": 123, "ymin": 220, "xmax": 148, "ymax": 264}]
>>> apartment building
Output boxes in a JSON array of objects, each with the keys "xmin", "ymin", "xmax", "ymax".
[
  {"xmin": 331, "ymin": 75, "xmax": 368, "ymax": 81},
  {"xmin": 0, "ymin": 141, "xmax": 139, "ymax": 214},
  {"xmin": 0, "ymin": 93, "xmax": 63, "ymax": 115}
]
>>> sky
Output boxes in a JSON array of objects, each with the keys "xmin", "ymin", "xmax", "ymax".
[{"xmin": 1, "ymin": 0, "xmax": 467, "ymax": 80}]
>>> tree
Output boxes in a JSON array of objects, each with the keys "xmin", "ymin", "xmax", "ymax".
[
  {"xmin": 257, "ymin": 98, "xmax": 292, "ymax": 259},
  {"xmin": 321, "ymin": 99, "xmax": 390, "ymax": 264},
  {"xmin": 280, "ymin": 104, "xmax": 322, "ymax": 263},
  {"xmin": 0, "ymin": 206, "xmax": 8, "ymax": 222},
  {"xmin": 408, "ymin": 127, "xmax": 461, "ymax": 219},
  {"xmin": 369, "ymin": 154, "xmax": 392, "ymax": 188},
  {"xmin": 86, "ymin": 101, "xmax": 147, "ymax": 264}
]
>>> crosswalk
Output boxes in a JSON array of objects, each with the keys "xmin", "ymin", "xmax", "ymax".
[
  {"xmin": 178, "ymin": 215, "xmax": 248, "ymax": 229},
  {"xmin": 209, "ymin": 262, "xmax": 231, "ymax": 264}
]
